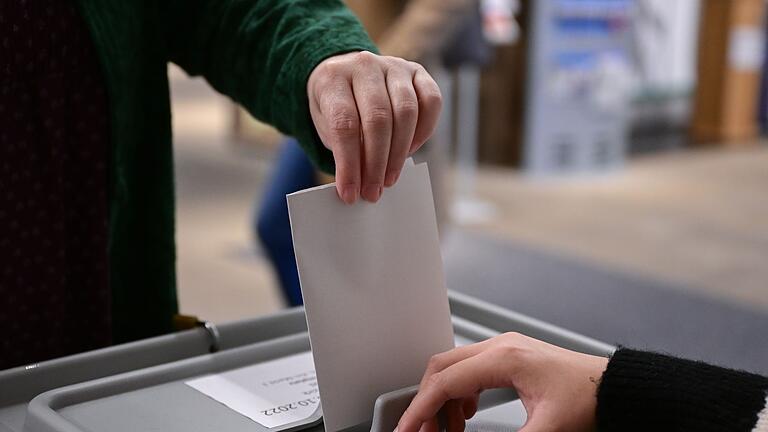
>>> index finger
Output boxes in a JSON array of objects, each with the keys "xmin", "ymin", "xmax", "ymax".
[
  {"xmin": 398, "ymin": 350, "xmax": 505, "ymax": 432},
  {"xmin": 419, "ymin": 340, "xmax": 494, "ymax": 389},
  {"xmin": 410, "ymin": 66, "xmax": 442, "ymax": 154},
  {"xmin": 353, "ymin": 63, "xmax": 392, "ymax": 203},
  {"xmin": 318, "ymin": 78, "xmax": 362, "ymax": 204}
]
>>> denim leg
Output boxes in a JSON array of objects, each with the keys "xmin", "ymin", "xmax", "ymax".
[{"xmin": 255, "ymin": 138, "xmax": 317, "ymax": 306}]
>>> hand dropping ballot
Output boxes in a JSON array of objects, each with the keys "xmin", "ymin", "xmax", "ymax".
[
  {"xmin": 287, "ymin": 160, "xmax": 455, "ymax": 432},
  {"xmin": 185, "ymin": 161, "xmax": 453, "ymax": 432}
]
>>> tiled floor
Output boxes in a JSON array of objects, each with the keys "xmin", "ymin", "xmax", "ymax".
[{"xmin": 170, "ymin": 67, "xmax": 768, "ymax": 325}]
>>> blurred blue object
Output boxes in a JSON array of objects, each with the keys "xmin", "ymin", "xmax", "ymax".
[{"xmin": 255, "ymin": 138, "xmax": 316, "ymax": 306}]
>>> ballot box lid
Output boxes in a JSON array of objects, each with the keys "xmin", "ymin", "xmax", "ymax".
[{"xmin": 1, "ymin": 292, "xmax": 613, "ymax": 432}]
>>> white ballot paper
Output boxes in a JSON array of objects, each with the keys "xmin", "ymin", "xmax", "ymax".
[
  {"xmin": 287, "ymin": 160, "xmax": 455, "ymax": 432},
  {"xmin": 185, "ymin": 352, "xmax": 321, "ymax": 429}
]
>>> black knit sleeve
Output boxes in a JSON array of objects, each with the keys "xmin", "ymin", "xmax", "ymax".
[{"xmin": 596, "ymin": 348, "xmax": 768, "ymax": 432}]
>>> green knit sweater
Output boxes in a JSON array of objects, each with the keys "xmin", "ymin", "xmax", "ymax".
[{"xmin": 75, "ymin": 0, "xmax": 376, "ymax": 343}]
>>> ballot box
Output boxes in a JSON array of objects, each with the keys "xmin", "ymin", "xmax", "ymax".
[{"xmin": 0, "ymin": 291, "xmax": 613, "ymax": 432}]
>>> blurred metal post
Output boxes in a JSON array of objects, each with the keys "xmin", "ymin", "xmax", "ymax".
[
  {"xmin": 457, "ymin": 66, "xmax": 480, "ymax": 199},
  {"xmin": 452, "ymin": 66, "xmax": 498, "ymax": 224}
]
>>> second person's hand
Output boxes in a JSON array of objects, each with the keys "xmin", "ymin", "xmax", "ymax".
[
  {"xmin": 307, "ymin": 51, "xmax": 442, "ymax": 204},
  {"xmin": 396, "ymin": 332, "xmax": 609, "ymax": 432}
]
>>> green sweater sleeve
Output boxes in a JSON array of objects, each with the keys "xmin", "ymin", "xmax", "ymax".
[{"xmin": 162, "ymin": 0, "xmax": 378, "ymax": 172}]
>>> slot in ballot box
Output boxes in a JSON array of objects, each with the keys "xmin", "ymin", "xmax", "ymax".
[{"xmin": 0, "ymin": 292, "xmax": 614, "ymax": 432}]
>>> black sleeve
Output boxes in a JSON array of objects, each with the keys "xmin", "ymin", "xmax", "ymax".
[{"xmin": 596, "ymin": 348, "xmax": 768, "ymax": 432}]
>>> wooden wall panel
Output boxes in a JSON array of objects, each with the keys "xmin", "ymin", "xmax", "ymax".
[
  {"xmin": 692, "ymin": 0, "xmax": 766, "ymax": 144},
  {"xmin": 477, "ymin": 0, "xmax": 529, "ymax": 166}
]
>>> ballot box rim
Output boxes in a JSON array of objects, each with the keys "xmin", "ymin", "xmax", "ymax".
[{"xmin": 0, "ymin": 291, "xmax": 613, "ymax": 432}]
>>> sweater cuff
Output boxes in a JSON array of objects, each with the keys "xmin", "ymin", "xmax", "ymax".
[
  {"xmin": 596, "ymin": 348, "xmax": 768, "ymax": 432},
  {"xmin": 275, "ymin": 8, "xmax": 378, "ymax": 174}
]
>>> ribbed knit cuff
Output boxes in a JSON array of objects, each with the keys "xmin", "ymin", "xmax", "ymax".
[
  {"xmin": 596, "ymin": 348, "xmax": 768, "ymax": 432},
  {"xmin": 275, "ymin": 3, "xmax": 378, "ymax": 175}
]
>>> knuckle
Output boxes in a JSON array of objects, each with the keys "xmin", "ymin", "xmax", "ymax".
[
  {"xmin": 329, "ymin": 111, "xmax": 359, "ymax": 136},
  {"xmin": 354, "ymin": 50, "xmax": 377, "ymax": 66},
  {"xmin": 500, "ymin": 332, "xmax": 524, "ymax": 344},
  {"xmin": 495, "ymin": 333, "xmax": 530, "ymax": 358},
  {"xmin": 425, "ymin": 372, "xmax": 447, "ymax": 394},
  {"xmin": 421, "ymin": 87, "xmax": 443, "ymax": 108},
  {"xmin": 362, "ymin": 106, "xmax": 392, "ymax": 127},
  {"xmin": 384, "ymin": 55, "xmax": 401, "ymax": 64},
  {"xmin": 394, "ymin": 97, "xmax": 419, "ymax": 116},
  {"xmin": 322, "ymin": 62, "xmax": 345, "ymax": 77},
  {"xmin": 388, "ymin": 56, "xmax": 411, "ymax": 70},
  {"xmin": 426, "ymin": 353, "xmax": 446, "ymax": 372},
  {"xmin": 493, "ymin": 343, "xmax": 520, "ymax": 360}
]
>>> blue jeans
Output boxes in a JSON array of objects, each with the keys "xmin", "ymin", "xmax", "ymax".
[{"xmin": 255, "ymin": 138, "xmax": 317, "ymax": 306}]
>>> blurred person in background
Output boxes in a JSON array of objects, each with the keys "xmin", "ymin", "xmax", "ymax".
[
  {"xmin": 397, "ymin": 334, "xmax": 768, "ymax": 432},
  {"xmin": 256, "ymin": 0, "xmax": 497, "ymax": 306},
  {"xmin": 0, "ymin": 0, "xmax": 443, "ymax": 369},
  {"xmin": 255, "ymin": 138, "xmax": 315, "ymax": 307}
]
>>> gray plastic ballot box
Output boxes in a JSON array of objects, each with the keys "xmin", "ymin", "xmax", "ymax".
[{"xmin": 0, "ymin": 291, "xmax": 614, "ymax": 432}]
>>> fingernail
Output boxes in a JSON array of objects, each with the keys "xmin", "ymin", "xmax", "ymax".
[
  {"xmin": 385, "ymin": 171, "xmax": 399, "ymax": 187},
  {"xmin": 341, "ymin": 186, "xmax": 358, "ymax": 204},
  {"xmin": 362, "ymin": 184, "xmax": 381, "ymax": 202}
]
